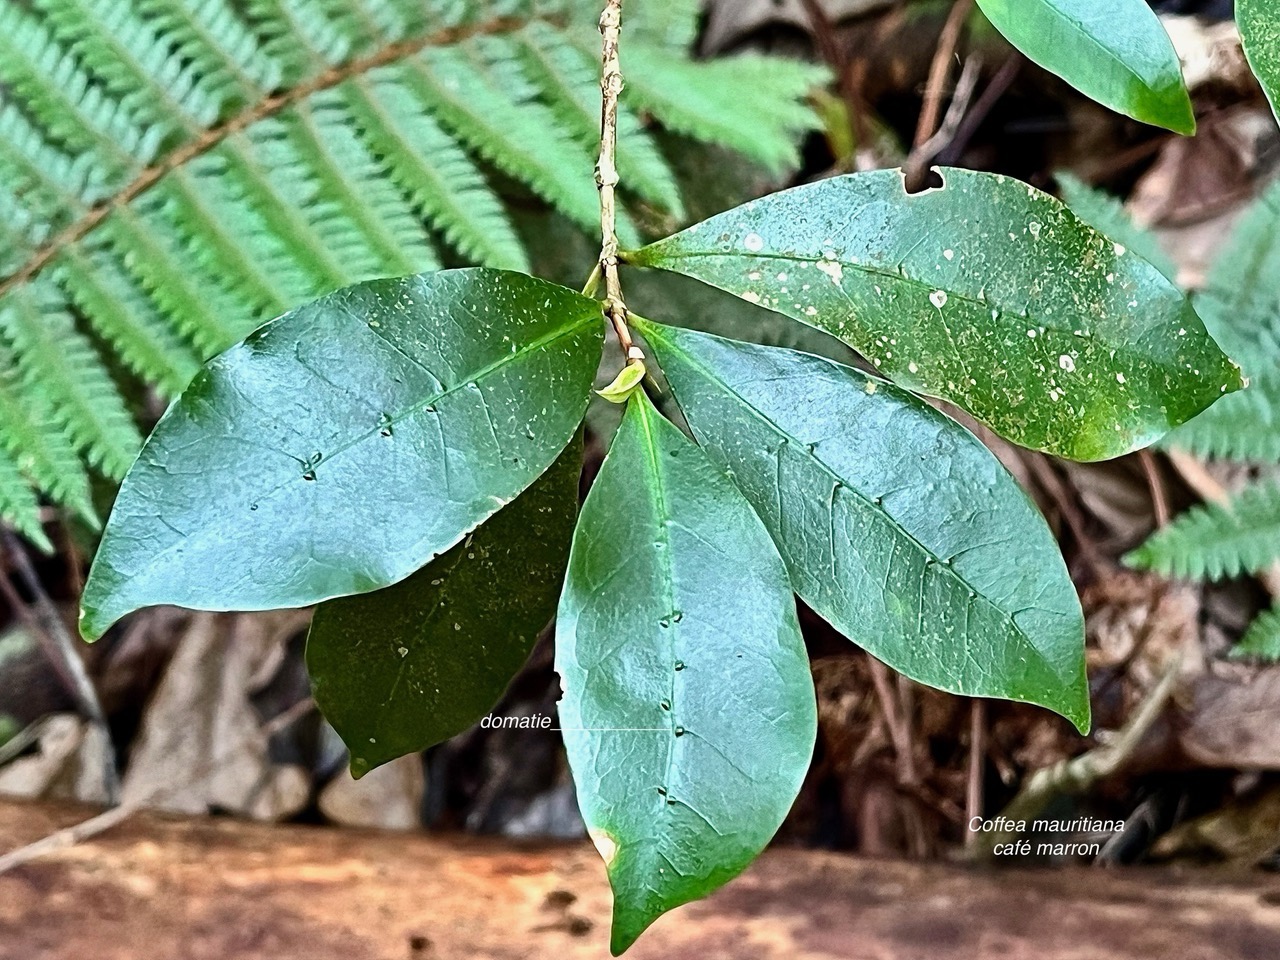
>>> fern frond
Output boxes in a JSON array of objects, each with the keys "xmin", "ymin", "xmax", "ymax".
[
  {"xmin": 343, "ymin": 68, "xmax": 528, "ymax": 270},
  {"xmin": 32, "ymin": 0, "xmax": 221, "ymax": 138},
  {"xmin": 0, "ymin": 348, "xmax": 96, "ymax": 525},
  {"xmin": 1233, "ymin": 606, "xmax": 1280, "ymax": 661},
  {"xmin": 1162, "ymin": 369, "xmax": 1280, "ymax": 463},
  {"xmin": 138, "ymin": 0, "xmax": 282, "ymax": 109},
  {"xmin": 0, "ymin": 446, "xmax": 51, "ymax": 552},
  {"xmin": 1057, "ymin": 173, "xmax": 1177, "ymax": 282},
  {"xmin": 408, "ymin": 40, "xmax": 602, "ymax": 235},
  {"xmin": 1195, "ymin": 178, "xmax": 1280, "ymax": 372},
  {"xmin": 52, "ymin": 239, "xmax": 203, "ymax": 395},
  {"xmin": 0, "ymin": 282, "xmax": 141, "ymax": 479},
  {"xmin": 0, "ymin": 4, "xmax": 156, "ymax": 173},
  {"xmin": 0, "ymin": 0, "xmax": 823, "ymax": 540},
  {"xmin": 1125, "ymin": 479, "xmax": 1280, "ymax": 581},
  {"xmin": 621, "ymin": 46, "xmax": 828, "ymax": 174},
  {"xmin": 248, "ymin": 0, "xmax": 351, "ymax": 81}
]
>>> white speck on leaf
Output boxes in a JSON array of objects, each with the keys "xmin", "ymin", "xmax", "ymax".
[
  {"xmin": 744, "ymin": 232, "xmax": 764, "ymax": 252},
  {"xmin": 816, "ymin": 260, "xmax": 843, "ymax": 284},
  {"xmin": 929, "ymin": 290, "xmax": 947, "ymax": 309},
  {"xmin": 590, "ymin": 829, "xmax": 618, "ymax": 866},
  {"xmin": 1059, "ymin": 354, "xmax": 1076, "ymax": 372}
]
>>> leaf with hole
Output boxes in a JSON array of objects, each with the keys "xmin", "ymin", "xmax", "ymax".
[
  {"xmin": 626, "ymin": 168, "xmax": 1242, "ymax": 461},
  {"xmin": 307, "ymin": 435, "xmax": 582, "ymax": 777},
  {"xmin": 556, "ymin": 391, "xmax": 816, "ymax": 955},
  {"xmin": 80, "ymin": 268, "xmax": 603, "ymax": 639},
  {"xmin": 639, "ymin": 320, "xmax": 1090, "ymax": 731},
  {"xmin": 975, "ymin": 0, "xmax": 1194, "ymax": 133}
]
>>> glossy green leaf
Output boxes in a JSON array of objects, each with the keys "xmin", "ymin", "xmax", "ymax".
[
  {"xmin": 638, "ymin": 320, "xmax": 1090, "ymax": 732},
  {"xmin": 307, "ymin": 436, "xmax": 582, "ymax": 778},
  {"xmin": 626, "ymin": 168, "xmax": 1242, "ymax": 462},
  {"xmin": 1239, "ymin": 0, "xmax": 1280, "ymax": 125},
  {"xmin": 80, "ymin": 269, "xmax": 603, "ymax": 640},
  {"xmin": 556, "ymin": 391, "xmax": 816, "ymax": 955},
  {"xmin": 976, "ymin": 0, "xmax": 1195, "ymax": 133}
]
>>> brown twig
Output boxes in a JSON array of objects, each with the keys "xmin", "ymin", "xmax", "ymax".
[
  {"xmin": 1, "ymin": 532, "xmax": 118, "ymax": 803},
  {"xmin": 797, "ymin": 0, "xmax": 869, "ymax": 149},
  {"xmin": 902, "ymin": 0, "xmax": 978, "ymax": 190},
  {"xmin": 595, "ymin": 0, "xmax": 640, "ymax": 366},
  {"xmin": 965, "ymin": 699, "xmax": 985, "ymax": 847},
  {"xmin": 868, "ymin": 657, "xmax": 917, "ymax": 786},
  {"xmin": 935, "ymin": 54, "xmax": 1022, "ymax": 167},
  {"xmin": 1138, "ymin": 449, "xmax": 1170, "ymax": 528},
  {"xmin": 903, "ymin": 51, "xmax": 982, "ymax": 192},
  {"xmin": 1024, "ymin": 453, "xmax": 1107, "ymax": 577},
  {"xmin": 912, "ymin": 0, "xmax": 976, "ymax": 150},
  {"xmin": 0, "ymin": 696, "xmax": 315, "ymax": 876}
]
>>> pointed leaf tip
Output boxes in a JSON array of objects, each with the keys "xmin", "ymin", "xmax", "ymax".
[{"xmin": 558, "ymin": 391, "xmax": 815, "ymax": 953}]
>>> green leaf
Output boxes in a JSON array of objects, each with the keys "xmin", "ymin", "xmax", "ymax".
[
  {"xmin": 80, "ymin": 268, "xmax": 604, "ymax": 639},
  {"xmin": 626, "ymin": 168, "xmax": 1242, "ymax": 462},
  {"xmin": 307, "ymin": 435, "xmax": 582, "ymax": 777},
  {"xmin": 638, "ymin": 320, "xmax": 1090, "ymax": 732},
  {"xmin": 1056, "ymin": 172, "xmax": 1177, "ymax": 282},
  {"xmin": 975, "ymin": 0, "xmax": 1194, "ymax": 134},
  {"xmin": 556, "ymin": 391, "xmax": 816, "ymax": 955},
  {"xmin": 1239, "ymin": 0, "xmax": 1280, "ymax": 126},
  {"xmin": 596, "ymin": 360, "xmax": 647, "ymax": 404}
]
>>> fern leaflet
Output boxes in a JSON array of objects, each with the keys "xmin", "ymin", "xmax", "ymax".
[{"xmin": 0, "ymin": 0, "xmax": 824, "ymax": 546}]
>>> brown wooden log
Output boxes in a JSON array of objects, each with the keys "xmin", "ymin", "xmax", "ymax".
[{"xmin": 2, "ymin": 798, "xmax": 1279, "ymax": 959}]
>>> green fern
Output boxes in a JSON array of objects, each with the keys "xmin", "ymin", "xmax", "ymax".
[
  {"xmin": 1126, "ymin": 480, "xmax": 1280, "ymax": 580},
  {"xmin": 1104, "ymin": 174, "xmax": 1280, "ymax": 656},
  {"xmin": 1233, "ymin": 605, "xmax": 1280, "ymax": 662},
  {"xmin": 0, "ymin": 0, "xmax": 827, "ymax": 546}
]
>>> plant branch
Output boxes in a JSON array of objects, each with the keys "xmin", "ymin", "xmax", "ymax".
[
  {"xmin": 596, "ymin": 0, "xmax": 641, "ymax": 365},
  {"xmin": 903, "ymin": 0, "xmax": 976, "ymax": 191},
  {"xmin": 969, "ymin": 654, "xmax": 1181, "ymax": 861},
  {"xmin": 1, "ymin": 531, "xmax": 119, "ymax": 803}
]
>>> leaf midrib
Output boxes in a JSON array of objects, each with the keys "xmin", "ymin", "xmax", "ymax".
[
  {"xmin": 1022, "ymin": 0, "xmax": 1164, "ymax": 99},
  {"xmin": 645, "ymin": 324, "xmax": 1073, "ymax": 684},
  {"xmin": 633, "ymin": 397, "xmax": 681, "ymax": 825}
]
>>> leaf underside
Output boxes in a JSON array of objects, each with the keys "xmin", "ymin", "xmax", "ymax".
[
  {"xmin": 556, "ymin": 391, "xmax": 816, "ymax": 955},
  {"xmin": 307, "ymin": 435, "xmax": 582, "ymax": 777},
  {"xmin": 627, "ymin": 167, "xmax": 1242, "ymax": 462},
  {"xmin": 80, "ymin": 268, "xmax": 602, "ymax": 639}
]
